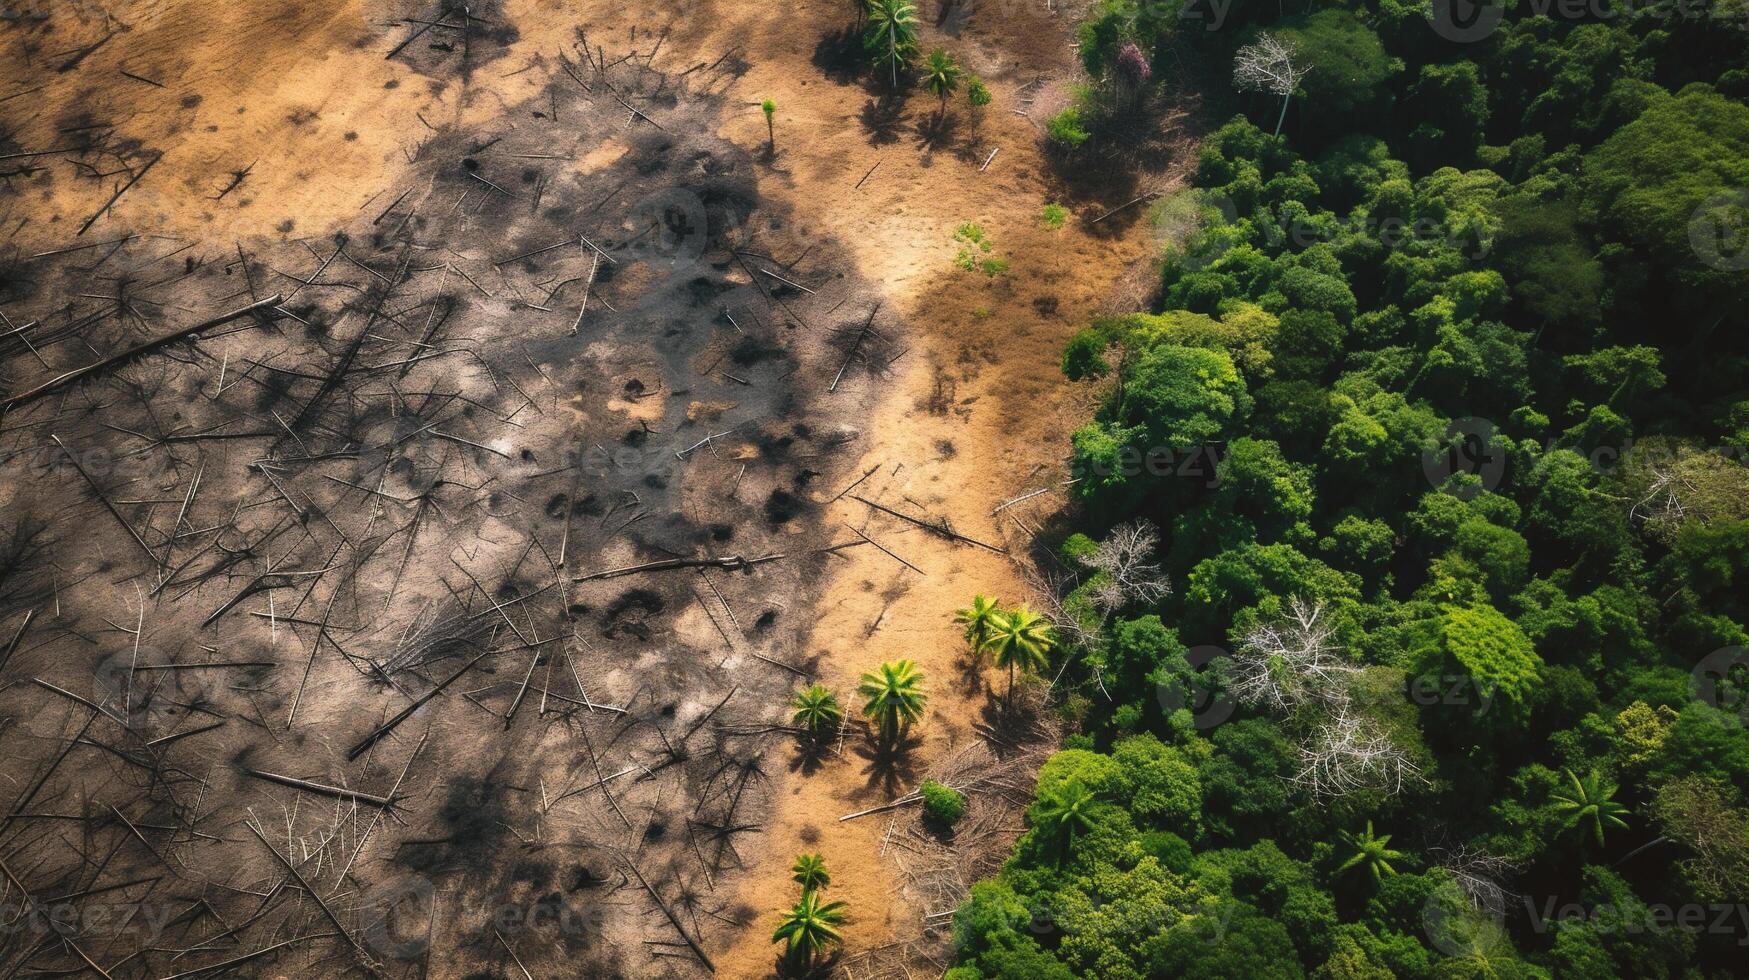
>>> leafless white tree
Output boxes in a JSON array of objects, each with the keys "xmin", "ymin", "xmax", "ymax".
[
  {"xmin": 1079, "ymin": 520, "xmax": 1172, "ymax": 615},
  {"xmin": 1292, "ymin": 705, "xmax": 1423, "ymax": 800},
  {"xmin": 1224, "ymin": 597, "xmax": 1357, "ymax": 713},
  {"xmin": 1427, "ymin": 842, "xmax": 1519, "ymax": 917},
  {"xmin": 1628, "ymin": 462, "xmax": 1691, "ymax": 529},
  {"xmin": 1233, "ymin": 33, "xmax": 1313, "ymax": 136}
]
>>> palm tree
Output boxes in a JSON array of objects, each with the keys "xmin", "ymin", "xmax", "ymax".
[
  {"xmin": 863, "ymin": 0, "xmax": 919, "ymax": 90},
  {"xmin": 1553, "ymin": 769, "xmax": 1630, "ymax": 847},
  {"xmin": 953, "ymin": 595, "xmax": 1002, "ymax": 661},
  {"xmin": 857, "ymin": 660, "xmax": 926, "ymax": 743},
  {"xmin": 791, "ymin": 853, "xmax": 830, "ymax": 891},
  {"xmin": 1032, "ymin": 779, "xmax": 1098, "ymax": 861},
  {"xmin": 790, "ymin": 684, "xmax": 843, "ymax": 737},
  {"xmin": 922, "ymin": 49, "xmax": 962, "ymax": 120},
  {"xmin": 771, "ymin": 888, "xmax": 847, "ymax": 965},
  {"xmin": 761, "ymin": 99, "xmax": 776, "ymax": 152},
  {"xmin": 983, "ymin": 606, "xmax": 1054, "ymax": 708},
  {"xmin": 1337, "ymin": 821, "xmax": 1406, "ymax": 884}
]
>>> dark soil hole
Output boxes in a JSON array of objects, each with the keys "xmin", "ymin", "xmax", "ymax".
[
  {"xmin": 602, "ymin": 589, "xmax": 665, "ymax": 640},
  {"xmin": 730, "ymin": 334, "xmax": 783, "ymax": 367},
  {"xmin": 764, "ymin": 489, "xmax": 802, "ymax": 524}
]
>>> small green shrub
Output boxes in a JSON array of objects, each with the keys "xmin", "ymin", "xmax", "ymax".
[
  {"xmin": 1061, "ymin": 329, "xmax": 1109, "ymax": 380},
  {"xmin": 952, "ymin": 223, "xmax": 1007, "ymax": 277},
  {"xmin": 967, "ymin": 76, "xmax": 992, "ymax": 108},
  {"xmin": 1047, "ymin": 106, "xmax": 1090, "ymax": 148},
  {"xmin": 920, "ymin": 780, "xmax": 966, "ymax": 826}
]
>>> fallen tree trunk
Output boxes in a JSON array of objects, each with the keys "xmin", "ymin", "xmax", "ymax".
[
  {"xmin": 1, "ymin": 295, "xmax": 284, "ymax": 411},
  {"xmin": 573, "ymin": 553, "xmax": 784, "ymax": 582}
]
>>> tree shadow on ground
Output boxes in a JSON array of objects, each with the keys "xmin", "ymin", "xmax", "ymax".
[
  {"xmin": 859, "ymin": 96, "xmax": 909, "ymax": 146},
  {"xmin": 973, "ymin": 684, "xmax": 1050, "ymax": 757},
  {"xmin": 953, "ymin": 651, "xmax": 986, "ymax": 697},
  {"xmin": 811, "ymin": 25, "xmax": 863, "ymax": 86},
  {"xmin": 787, "ymin": 733, "xmax": 837, "ymax": 776},
  {"xmin": 774, "ymin": 948, "xmax": 844, "ymax": 979},
  {"xmin": 853, "ymin": 728, "xmax": 924, "ymax": 797},
  {"xmin": 914, "ymin": 109, "xmax": 964, "ymax": 164}
]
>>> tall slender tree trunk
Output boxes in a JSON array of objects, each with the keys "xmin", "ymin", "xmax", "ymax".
[{"xmin": 1274, "ymin": 93, "xmax": 1291, "ymax": 136}]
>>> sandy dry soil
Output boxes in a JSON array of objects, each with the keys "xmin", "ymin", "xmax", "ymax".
[{"xmin": 0, "ymin": 1, "xmax": 1201, "ymax": 977}]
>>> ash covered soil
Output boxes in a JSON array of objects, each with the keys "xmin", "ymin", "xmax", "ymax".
[{"xmin": 0, "ymin": 11, "xmax": 901, "ymax": 979}]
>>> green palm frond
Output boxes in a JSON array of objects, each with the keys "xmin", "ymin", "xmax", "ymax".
[
  {"xmin": 790, "ymin": 684, "xmax": 844, "ymax": 735},
  {"xmin": 1553, "ymin": 769, "xmax": 1630, "ymax": 847},
  {"xmin": 954, "ymin": 595, "xmax": 1003, "ymax": 657},
  {"xmin": 984, "ymin": 606, "xmax": 1056, "ymax": 704},
  {"xmin": 1033, "ymin": 779, "xmax": 1098, "ymax": 861},
  {"xmin": 772, "ymin": 888, "xmax": 847, "ymax": 961},
  {"xmin": 791, "ymin": 853, "xmax": 831, "ymax": 891},
  {"xmin": 923, "ymin": 49, "xmax": 962, "ymax": 104},
  {"xmin": 858, "ymin": 660, "xmax": 927, "ymax": 741},
  {"xmin": 863, "ymin": 0, "xmax": 919, "ymax": 87},
  {"xmin": 1338, "ymin": 821, "xmax": 1407, "ymax": 885}
]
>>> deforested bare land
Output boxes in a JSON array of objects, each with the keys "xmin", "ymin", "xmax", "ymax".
[
  {"xmin": 0, "ymin": 12, "xmax": 901, "ymax": 980},
  {"xmin": 0, "ymin": 1, "xmax": 1190, "ymax": 977}
]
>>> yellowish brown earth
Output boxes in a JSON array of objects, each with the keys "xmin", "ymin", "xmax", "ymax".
[{"xmin": 2, "ymin": 1, "xmax": 1194, "ymax": 975}]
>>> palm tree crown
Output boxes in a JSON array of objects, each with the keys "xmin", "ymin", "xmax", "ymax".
[
  {"xmin": 790, "ymin": 684, "xmax": 843, "ymax": 735},
  {"xmin": 863, "ymin": 0, "xmax": 919, "ymax": 88},
  {"xmin": 1552, "ymin": 769, "xmax": 1630, "ymax": 846},
  {"xmin": 858, "ymin": 660, "xmax": 927, "ymax": 742},
  {"xmin": 1337, "ymin": 820, "xmax": 1407, "ymax": 884},
  {"xmin": 791, "ymin": 853, "xmax": 831, "ymax": 891},
  {"xmin": 923, "ymin": 49, "xmax": 962, "ymax": 108},
  {"xmin": 984, "ymin": 606, "xmax": 1055, "ymax": 704},
  {"xmin": 1033, "ymin": 779, "xmax": 1098, "ymax": 860},
  {"xmin": 954, "ymin": 594, "xmax": 1003, "ymax": 657},
  {"xmin": 771, "ymin": 888, "xmax": 847, "ymax": 962}
]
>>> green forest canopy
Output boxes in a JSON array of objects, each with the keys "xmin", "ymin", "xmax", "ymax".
[{"xmin": 953, "ymin": 1, "xmax": 1749, "ymax": 977}]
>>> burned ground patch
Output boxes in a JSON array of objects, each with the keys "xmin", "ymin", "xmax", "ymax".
[{"xmin": 0, "ymin": 18, "xmax": 895, "ymax": 980}]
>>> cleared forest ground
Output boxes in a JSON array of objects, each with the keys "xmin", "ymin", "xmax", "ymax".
[{"xmin": 0, "ymin": 2, "xmax": 1199, "ymax": 977}]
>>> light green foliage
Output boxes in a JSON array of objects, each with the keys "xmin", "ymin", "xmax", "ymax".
[
  {"xmin": 790, "ymin": 684, "xmax": 843, "ymax": 735},
  {"xmin": 920, "ymin": 780, "xmax": 967, "ymax": 826},
  {"xmin": 857, "ymin": 660, "xmax": 926, "ymax": 742},
  {"xmin": 923, "ymin": 48, "xmax": 962, "ymax": 107},
  {"xmin": 790, "ymin": 852, "xmax": 830, "ymax": 890},
  {"xmin": 1429, "ymin": 602, "xmax": 1542, "ymax": 708},
  {"xmin": 967, "ymin": 75, "xmax": 992, "ymax": 108},
  {"xmin": 952, "ymin": 223, "xmax": 1008, "ymax": 277},
  {"xmin": 1047, "ymin": 106, "xmax": 1091, "ymax": 147}
]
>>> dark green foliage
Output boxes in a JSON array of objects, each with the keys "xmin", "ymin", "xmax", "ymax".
[{"xmin": 962, "ymin": 1, "xmax": 1749, "ymax": 976}]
